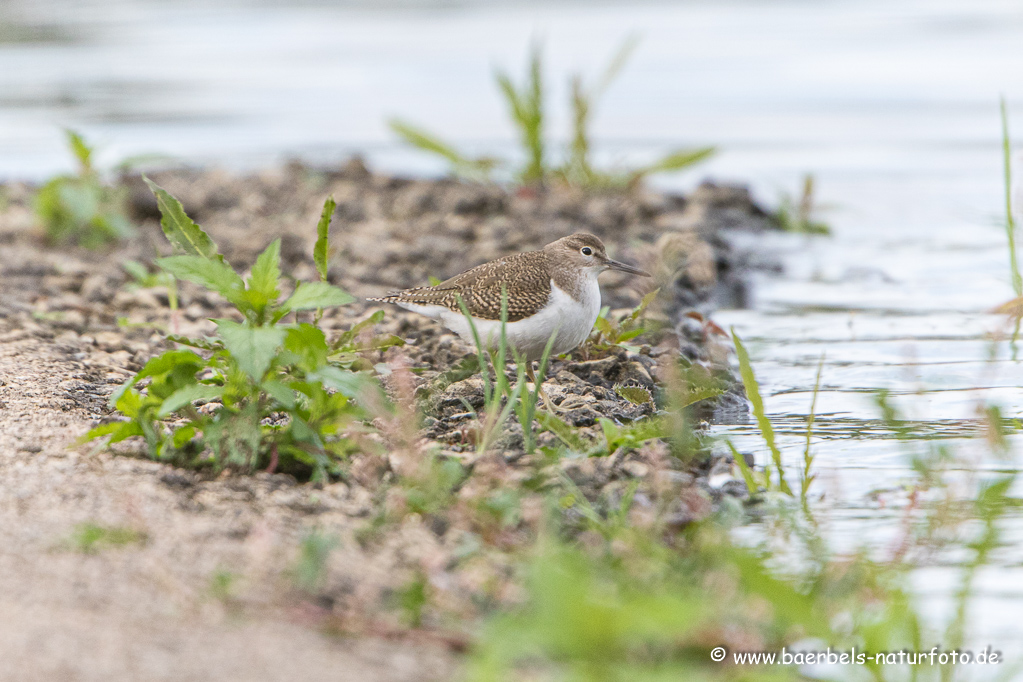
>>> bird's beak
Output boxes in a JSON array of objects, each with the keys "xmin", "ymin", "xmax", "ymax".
[{"xmin": 604, "ymin": 258, "xmax": 651, "ymax": 277}]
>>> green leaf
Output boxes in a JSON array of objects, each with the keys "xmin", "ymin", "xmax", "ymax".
[
  {"xmin": 108, "ymin": 421, "xmax": 144, "ymax": 444},
  {"xmin": 114, "ymin": 389, "xmax": 143, "ymax": 418},
  {"xmin": 537, "ymin": 412, "xmax": 589, "ymax": 452},
  {"xmin": 216, "ymin": 321, "xmax": 286, "ymax": 381},
  {"xmin": 389, "ymin": 119, "xmax": 471, "ymax": 167},
  {"xmin": 122, "ymin": 259, "xmax": 151, "ymax": 284},
  {"xmin": 732, "ymin": 329, "xmax": 791, "ymax": 495},
  {"xmin": 144, "ymin": 177, "xmax": 220, "ymax": 258},
  {"xmin": 314, "ymin": 196, "xmax": 336, "ymax": 282},
  {"xmin": 616, "ymin": 328, "xmax": 645, "ymax": 343},
  {"xmin": 629, "ymin": 147, "xmax": 716, "ymax": 183},
  {"xmin": 157, "ymin": 383, "xmax": 225, "ymax": 418},
  {"xmin": 615, "ymin": 385, "xmax": 652, "ymax": 405},
  {"xmin": 283, "ymin": 281, "xmax": 355, "ymax": 312},
  {"xmin": 284, "ymin": 323, "xmax": 329, "ymax": 370},
  {"xmin": 631, "ymin": 289, "xmax": 660, "ymax": 320},
  {"xmin": 679, "ymin": 385, "xmax": 726, "ymax": 408},
  {"xmin": 593, "ymin": 316, "xmax": 615, "ymax": 336},
  {"xmin": 65, "ymin": 129, "xmax": 93, "ymax": 172},
  {"xmin": 248, "ymin": 239, "xmax": 282, "ymax": 302},
  {"xmin": 110, "ymin": 349, "xmax": 204, "ymax": 406},
  {"xmin": 166, "ymin": 334, "xmax": 221, "ymax": 350},
  {"xmin": 157, "ymin": 255, "xmax": 244, "ymax": 302},
  {"xmin": 82, "ymin": 421, "xmax": 124, "ymax": 442},
  {"xmin": 262, "ymin": 380, "xmax": 297, "ymax": 410},
  {"xmin": 726, "ymin": 439, "xmax": 760, "ymax": 495},
  {"xmin": 306, "ymin": 366, "xmax": 374, "ymax": 399}
]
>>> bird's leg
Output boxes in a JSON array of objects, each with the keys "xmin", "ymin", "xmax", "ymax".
[{"xmin": 526, "ymin": 362, "xmax": 564, "ymax": 413}]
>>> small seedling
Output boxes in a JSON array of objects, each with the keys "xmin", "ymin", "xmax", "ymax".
[
  {"xmin": 35, "ymin": 130, "xmax": 134, "ymax": 247},
  {"xmin": 85, "ymin": 180, "xmax": 379, "ymax": 480},
  {"xmin": 395, "ymin": 572, "xmax": 430, "ymax": 628},
  {"xmin": 585, "ymin": 289, "xmax": 659, "ymax": 355},
  {"xmin": 69, "ymin": 522, "xmax": 146, "ymax": 554},
  {"xmin": 291, "ymin": 530, "xmax": 340, "ymax": 596},
  {"xmin": 775, "ymin": 174, "xmax": 831, "ymax": 235},
  {"xmin": 208, "ymin": 568, "xmax": 240, "ymax": 603}
]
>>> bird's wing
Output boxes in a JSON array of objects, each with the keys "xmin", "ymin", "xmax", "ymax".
[{"xmin": 371, "ymin": 252, "xmax": 552, "ymax": 322}]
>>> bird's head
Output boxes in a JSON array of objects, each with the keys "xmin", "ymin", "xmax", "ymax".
[{"xmin": 546, "ymin": 232, "xmax": 650, "ymax": 277}]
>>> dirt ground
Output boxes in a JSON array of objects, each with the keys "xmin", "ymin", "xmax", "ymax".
[{"xmin": 0, "ymin": 162, "xmax": 771, "ymax": 681}]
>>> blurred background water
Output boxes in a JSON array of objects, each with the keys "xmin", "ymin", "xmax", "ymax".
[{"xmin": 3, "ymin": 0, "xmax": 1023, "ymax": 656}]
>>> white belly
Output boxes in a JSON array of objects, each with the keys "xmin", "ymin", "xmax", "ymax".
[{"xmin": 399, "ymin": 278, "xmax": 602, "ymax": 361}]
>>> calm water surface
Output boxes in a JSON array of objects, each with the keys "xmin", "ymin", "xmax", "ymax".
[{"xmin": 3, "ymin": 0, "xmax": 1023, "ymax": 659}]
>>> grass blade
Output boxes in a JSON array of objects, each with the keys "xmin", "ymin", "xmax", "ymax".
[
  {"xmin": 629, "ymin": 147, "xmax": 716, "ymax": 186},
  {"xmin": 1002, "ymin": 97, "xmax": 1021, "ymax": 298},
  {"xmin": 726, "ymin": 439, "xmax": 758, "ymax": 495},
  {"xmin": 314, "ymin": 195, "xmax": 335, "ymax": 282},
  {"xmin": 801, "ymin": 354, "xmax": 825, "ymax": 508},
  {"xmin": 731, "ymin": 328, "xmax": 791, "ymax": 495}
]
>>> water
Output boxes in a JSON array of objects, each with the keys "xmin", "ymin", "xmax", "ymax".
[{"xmin": 4, "ymin": 0, "xmax": 1023, "ymax": 658}]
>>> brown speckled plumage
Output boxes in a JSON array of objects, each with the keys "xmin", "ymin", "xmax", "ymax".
[
  {"xmin": 368, "ymin": 234, "xmax": 612, "ymax": 321},
  {"xmin": 370, "ymin": 250, "xmax": 554, "ymax": 321}
]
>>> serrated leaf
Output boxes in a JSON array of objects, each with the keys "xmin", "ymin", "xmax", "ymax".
[
  {"xmin": 157, "ymin": 255, "xmax": 244, "ymax": 302},
  {"xmin": 144, "ymin": 177, "xmax": 220, "ymax": 258},
  {"xmin": 157, "ymin": 383, "xmax": 225, "ymax": 418},
  {"xmin": 615, "ymin": 385, "xmax": 652, "ymax": 405},
  {"xmin": 679, "ymin": 385, "xmax": 726, "ymax": 408},
  {"xmin": 248, "ymin": 239, "xmax": 281, "ymax": 302},
  {"xmin": 216, "ymin": 320, "xmax": 286, "ymax": 381},
  {"xmin": 594, "ymin": 316, "xmax": 615, "ymax": 335},
  {"xmin": 314, "ymin": 196, "xmax": 335, "ymax": 282},
  {"xmin": 283, "ymin": 281, "xmax": 355, "ymax": 312}
]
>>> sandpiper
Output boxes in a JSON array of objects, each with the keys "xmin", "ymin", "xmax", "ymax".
[{"xmin": 369, "ymin": 232, "xmax": 650, "ymax": 408}]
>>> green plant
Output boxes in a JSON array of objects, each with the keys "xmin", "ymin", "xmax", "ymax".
[
  {"xmin": 291, "ymin": 530, "xmax": 340, "ymax": 595},
  {"xmin": 454, "ymin": 290, "xmax": 557, "ymax": 454},
  {"xmin": 68, "ymin": 522, "xmax": 146, "ymax": 554},
  {"xmin": 388, "ymin": 122, "xmax": 500, "ymax": 183},
  {"xmin": 495, "ymin": 42, "xmax": 547, "ymax": 184},
  {"xmin": 585, "ymin": 289, "xmax": 659, "ymax": 355},
  {"xmin": 799, "ymin": 354, "xmax": 824, "ymax": 513},
  {"xmin": 395, "ymin": 571, "xmax": 430, "ymax": 628},
  {"xmin": 775, "ymin": 174, "xmax": 831, "ymax": 235},
  {"xmin": 34, "ymin": 129, "xmax": 134, "ymax": 247},
  {"xmin": 399, "ymin": 454, "xmax": 467, "ymax": 517},
  {"xmin": 85, "ymin": 180, "xmax": 378, "ymax": 480},
  {"xmin": 1001, "ymin": 97, "xmax": 1021, "ymax": 299},
  {"xmin": 208, "ymin": 569, "xmax": 240, "ymax": 603},
  {"xmin": 731, "ymin": 328, "xmax": 792, "ymax": 495},
  {"xmin": 391, "ymin": 41, "xmax": 714, "ymax": 189}
]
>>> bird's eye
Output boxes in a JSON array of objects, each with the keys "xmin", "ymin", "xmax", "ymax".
[{"xmin": 581, "ymin": 247, "xmax": 593, "ymax": 256}]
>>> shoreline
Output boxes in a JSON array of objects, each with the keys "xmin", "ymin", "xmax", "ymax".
[{"xmin": 0, "ymin": 160, "xmax": 774, "ymax": 680}]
